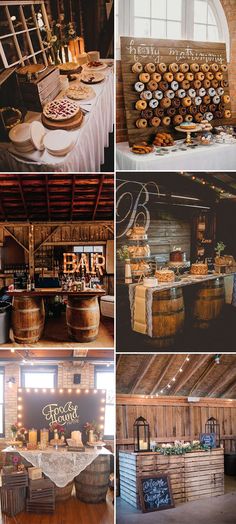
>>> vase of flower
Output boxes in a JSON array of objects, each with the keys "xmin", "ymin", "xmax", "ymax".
[{"xmin": 10, "ymin": 423, "xmax": 18, "ymax": 441}]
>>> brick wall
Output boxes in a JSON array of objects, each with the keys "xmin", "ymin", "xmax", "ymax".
[{"xmin": 220, "ymin": 0, "xmax": 236, "ymax": 120}]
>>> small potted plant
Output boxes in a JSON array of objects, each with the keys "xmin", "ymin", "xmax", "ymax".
[
  {"xmin": 10, "ymin": 422, "xmax": 18, "ymax": 441},
  {"xmin": 117, "ymin": 245, "xmax": 132, "ymax": 284},
  {"xmin": 214, "ymin": 241, "xmax": 226, "ymax": 273}
]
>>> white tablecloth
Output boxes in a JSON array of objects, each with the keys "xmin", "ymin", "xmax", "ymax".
[
  {"xmin": 116, "ymin": 141, "xmax": 236, "ymax": 170},
  {"xmin": 0, "ymin": 66, "xmax": 114, "ymax": 172},
  {"xmin": 4, "ymin": 446, "xmax": 111, "ymax": 487}
]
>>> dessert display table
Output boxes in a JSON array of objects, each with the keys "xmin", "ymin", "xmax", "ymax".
[
  {"xmin": 116, "ymin": 141, "xmax": 236, "ymax": 171},
  {"xmin": 0, "ymin": 62, "xmax": 114, "ymax": 172},
  {"xmin": 8, "ymin": 288, "xmax": 106, "ymax": 343}
]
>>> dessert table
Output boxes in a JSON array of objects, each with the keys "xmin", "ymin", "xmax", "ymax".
[
  {"xmin": 116, "ymin": 140, "xmax": 236, "ymax": 170},
  {"xmin": 3, "ymin": 446, "xmax": 111, "ymax": 488},
  {"xmin": 0, "ymin": 62, "xmax": 114, "ymax": 172}
]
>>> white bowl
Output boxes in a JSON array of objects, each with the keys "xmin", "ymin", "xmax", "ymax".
[
  {"xmin": 43, "ymin": 130, "xmax": 73, "ymax": 154},
  {"xmin": 9, "ymin": 123, "xmax": 31, "ymax": 144}
]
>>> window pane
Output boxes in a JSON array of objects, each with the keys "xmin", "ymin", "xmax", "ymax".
[
  {"xmin": 151, "ymin": 0, "xmax": 166, "ymax": 19},
  {"xmin": 1, "ymin": 37, "xmax": 19, "ymax": 65},
  {"xmin": 96, "ymin": 372, "xmax": 114, "ymax": 393},
  {"xmin": 0, "ymin": 405, "xmax": 3, "ymax": 435},
  {"xmin": 134, "ymin": 0, "xmax": 150, "ymax": 17},
  {"xmin": 208, "ymin": 25, "xmax": 219, "ymax": 41},
  {"xmin": 23, "ymin": 373, "xmax": 55, "ymax": 388},
  {"xmin": 84, "ymin": 246, "xmax": 93, "ymax": 253},
  {"xmin": 194, "ymin": 0, "xmax": 207, "ymax": 23},
  {"xmin": 8, "ymin": 6, "xmax": 22, "ymax": 32},
  {"xmin": 104, "ymin": 404, "xmax": 115, "ymax": 436},
  {"xmin": 0, "ymin": 374, "xmax": 3, "ymax": 403},
  {"xmin": 167, "ymin": 21, "xmax": 182, "ymax": 39},
  {"xmin": 134, "ymin": 17, "xmax": 150, "ymax": 37},
  {"xmin": 167, "ymin": 0, "xmax": 182, "ymax": 21},
  {"xmin": 194, "ymin": 23, "xmax": 207, "ymax": 41},
  {"xmin": 0, "ymin": 7, "xmax": 10, "ymax": 37},
  {"xmin": 93, "ymin": 246, "xmax": 103, "ymax": 253},
  {"xmin": 208, "ymin": 4, "xmax": 217, "ymax": 25},
  {"xmin": 151, "ymin": 19, "xmax": 166, "ymax": 38},
  {"xmin": 23, "ymin": 5, "xmax": 36, "ymax": 30},
  {"xmin": 74, "ymin": 246, "xmax": 83, "ymax": 252}
]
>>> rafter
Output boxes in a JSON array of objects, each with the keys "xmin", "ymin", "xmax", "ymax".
[
  {"xmin": 3, "ymin": 226, "xmax": 29, "ymax": 253},
  {"xmin": 131, "ymin": 355, "xmax": 157, "ymax": 393},
  {"xmin": 93, "ymin": 175, "xmax": 104, "ymax": 220},
  {"xmin": 171, "ymin": 354, "xmax": 210, "ymax": 395},
  {"xmin": 70, "ymin": 175, "xmax": 76, "ymax": 221},
  {"xmin": 150, "ymin": 354, "xmax": 177, "ymax": 394},
  {"xmin": 45, "ymin": 174, "xmax": 51, "ymax": 220},
  {"xmin": 33, "ymin": 226, "xmax": 61, "ymax": 253},
  {"xmin": 207, "ymin": 365, "xmax": 236, "ymax": 397},
  {"xmin": 17, "ymin": 175, "xmax": 28, "ymax": 218},
  {"xmin": 188, "ymin": 356, "xmax": 217, "ymax": 395},
  {"xmin": 221, "ymin": 380, "xmax": 236, "ymax": 399}
]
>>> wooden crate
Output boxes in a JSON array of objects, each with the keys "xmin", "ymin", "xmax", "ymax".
[
  {"xmin": 2, "ymin": 471, "xmax": 28, "ymax": 488},
  {"xmin": 1, "ymin": 487, "xmax": 26, "ymax": 517},
  {"xmin": 26, "ymin": 497, "xmax": 55, "ymax": 513},
  {"xmin": 119, "ymin": 449, "xmax": 224, "ymax": 508},
  {"xmin": 28, "ymin": 478, "xmax": 55, "ymax": 501},
  {"xmin": 18, "ymin": 66, "xmax": 61, "ymax": 112}
]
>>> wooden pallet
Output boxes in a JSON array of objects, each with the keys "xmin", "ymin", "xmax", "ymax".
[
  {"xmin": 26, "ymin": 497, "xmax": 55, "ymax": 513},
  {"xmin": 28, "ymin": 478, "xmax": 55, "ymax": 501},
  {"xmin": 2, "ymin": 471, "xmax": 28, "ymax": 488},
  {"xmin": 1, "ymin": 487, "xmax": 26, "ymax": 517}
]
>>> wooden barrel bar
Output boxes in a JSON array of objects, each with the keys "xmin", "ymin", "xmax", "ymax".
[
  {"xmin": 66, "ymin": 296, "xmax": 100, "ymax": 342},
  {"xmin": 152, "ymin": 287, "xmax": 185, "ymax": 348},
  {"xmin": 75, "ymin": 456, "xmax": 110, "ymax": 503},
  {"xmin": 192, "ymin": 277, "xmax": 225, "ymax": 329},
  {"xmin": 53, "ymin": 481, "xmax": 74, "ymax": 501},
  {"xmin": 12, "ymin": 296, "xmax": 45, "ymax": 344}
]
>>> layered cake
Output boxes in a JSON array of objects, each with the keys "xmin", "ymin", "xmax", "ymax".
[
  {"xmin": 190, "ymin": 263, "xmax": 208, "ymax": 275},
  {"xmin": 170, "ymin": 249, "xmax": 184, "ymax": 262},
  {"xmin": 155, "ymin": 269, "xmax": 175, "ymax": 282},
  {"xmin": 126, "ymin": 225, "xmax": 147, "ymax": 240},
  {"xmin": 128, "ymin": 244, "xmax": 150, "ymax": 257}
]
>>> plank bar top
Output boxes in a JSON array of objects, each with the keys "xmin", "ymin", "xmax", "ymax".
[
  {"xmin": 7, "ymin": 288, "xmax": 106, "ymax": 297},
  {"xmin": 129, "ymin": 271, "xmax": 236, "ymax": 293}
]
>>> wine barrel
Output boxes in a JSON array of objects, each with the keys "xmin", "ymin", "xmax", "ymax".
[
  {"xmin": 54, "ymin": 481, "xmax": 74, "ymax": 501},
  {"xmin": 192, "ymin": 277, "xmax": 225, "ymax": 329},
  {"xmin": 75, "ymin": 456, "xmax": 110, "ymax": 503},
  {"xmin": 152, "ymin": 287, "xmax": 185, "ymax": 348},
  {"xmin": 12, "ymin": 297, "xmax": 45, "ymax": 344},
  {"xmin": 66, "ymin": 296, "xmax": 100, "ymax": 342}
]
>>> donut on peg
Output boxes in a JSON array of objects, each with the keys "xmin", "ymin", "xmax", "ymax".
[
  {"xmin": 200, "ymin": 104, "xmax": 207, "ymax": 113},
  {"xmin": 206, "ymin": 72, "xmax": 214, "ymax": 80},
  {"xmin": 154, "ymin": 107, "xmax": 165, "ymax": 117},
  {"xmin": 220, "ymin": 64, "xmax": 228, "ymax": 72},
  {"xmin": 213, "ymin": 95, "xmax": 220, "ymax": 105},
  {"xmin": 208, "ymin": 87, "xmax": 216, "ymax": 97},
  {"xmin": 182, "ymin": 96, "xmax": 192, "ymax": 107},
  {"xmin": 211, "ymin": 79, "xmax": 219, "ymax": 89},
  {"xmin": 209, "ymin": 104, "xmax": 217, "ymax": 112},
  {"xmin": 140, "ymin": 90, "xmax": 152, "ymax": 100},
  {"xmin": 203, "ymin": 79, "xmax": 211, "ymax": 89},
  {"xmin": 153, "ymin": 90, "xmax": 163, "ymax": 100},
  {"xmin": 166, "ymin": 89, "xmax": 175, "ymax": 99},
  {"xmin": 198, "ymin": 87, "xmax": 206, "ymax": 97},
  {"xmin": 163, "ymin": 72, "xmax": 174, "ymax": 82},
  {"xmin": 190, "ymin": 63, "xmax": 200, "ymax": 72},
  {"xmin": 149, "ymin": 99, "xmax": 159, "ymax": 109},
  {"xmin": 195, "ymin": 72, "xmax": 205, "ymax": 81},
  {"xmin": 167, "ymin": 107, "xmax": 176, "ymax": 117},
  {"xmin": 149, "ymin": 116, "xmax": 161, "ymax": 127},
  {"xmin": 139, "ymin": 72, "xmax": 150, "ymax": 83},
  {"xmin": 195, "ymin": 96, "xmax": 202, "ymax": 106},
  {"xmin": 147, "ymin": 80, "xmax": 158, "ymax": 91},
  {"xmin": 223, "ymin": 94, "xmax": 230, "ymax": 104},
  {"xmin": 185, "ymin": 114, "xmax": 194, "ymax": 122},
  {"xmin": 215, "ymin": 71, "xmax": 223, "ymax": 81},
  {"xmin": 186, "ymin": 72, "xmax": 194, "ymax": 81},
  {"xmin": 171, "ymin": 80, "xmax": 179, "ymax": 91},
  {"xmin": 195, "ymin": 112, "xmax": 203, "ymax": 122},
  {"xmin": 144, "ymin": 63, "xmax": 156, "ymax": 73},
  {"xmin": 179, "ymin": 63, "xmax": 189, "ymax": 73},
  {"xmin": 162, "ymin": 116, "xmax": 171, "ymax": 126},
  {"xmin": 169, "ymin": 63, "xmax": 179, "ymax": 73},
  {"xmin": 179, "ymin": 106, "xmax": 187, "ymax": 115},
  {"xmin": 172, "ymin": 98, "xmax": 181, "ymax": 108},
  {"xmin": 215, "ymin": 110, "xmax": 223, "ymax": 118},
  {"xmin": 135, "ymin": 100, "xmax": 147, "ymax": 111},
  {"xmin": 159, "ymin": 80, "xmax": 169, "ymax": 91},
  {"xmin": 200, "ymin": 63, "xmax": 210, "ymax": 73},
  {"xmin": 160, "ymin": 97, "xmax": 172, "ymax": 108},
  {"xmin": 203, "ymin": 95, "xmax": 211, "ymax": 105},
  {"xmin": 136, "ymin": 118, "xmax": 148, "ymax": 128},
  {"xmin": 210, "ymin": 63, "xmax": 219, "ymax": 72},
  {"xmin": 173, "ymin": 114, "xmax": 184, "ymax": 125},
  {"xmin": 151, "ymin": 72, "xmax": 162, "ymax": 83},
  {"xmin": 217, "ymin": 87, "xmax": 224, "ymax": 96},
  {"xmin": 189, "ymin": 105, "xmax": 198, "ymax": 115},
  {"xmin": 193, "ymin": 80, "xmax": 202, "ymax": 89},
  {"xmin": 222, "ymin": 80, "xmax": 229, "ymax": 88},
  {"xmin": 158, "ymin": 63, "xmax": 167, "ymax": 73},
  {"xmin": 140, "ymin": 109, "xmax": 153, "ymax": 120},
  {"xmin": 177, "ymin": 88, "xmax": 186, "ymax": 98},
  {"xmin": 181, "ymin": 80, "xmax": 190, "ymax": 90},
  {"xmin": 134, "ymin": 81, "xmax": 145, "ymax": 93},
  {"xmin": 188, "ymin": 88, "xmax": 196, "ymax": 98},
  {"xmin": 204, "ymin": 112, "xmax": 214, "ymax": 121},
  {"xmin": 175, "ymin": 72, "xmax": 184, "ymax": 82},
  {"xmin": 132, "ymin": 62, "xmax": 143, "ymax": 73}
]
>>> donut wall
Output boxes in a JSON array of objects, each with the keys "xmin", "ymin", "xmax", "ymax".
[{"xmin": 120, "ymin": 37, "xmax": 231, "ymax": 145}]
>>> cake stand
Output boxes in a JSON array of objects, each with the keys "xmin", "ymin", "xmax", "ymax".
[{"xmin": 175, "ymin": 125, "xmax": 203, "ymax": 144}]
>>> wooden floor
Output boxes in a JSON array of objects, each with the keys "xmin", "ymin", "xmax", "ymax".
[
  {"xmin": 0, "ymin": 491, "xmax": 114, "ymax": 524},
  {"xmin": 1, "ymin": 315, "xmax": 114, "ymax": 349}
]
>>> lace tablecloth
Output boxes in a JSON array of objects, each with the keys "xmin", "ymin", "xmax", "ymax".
[{"xmin": 3, "ymin": 446, "xmax": 111, "ymax": 487}]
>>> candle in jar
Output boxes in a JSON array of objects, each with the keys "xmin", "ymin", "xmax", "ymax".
[
  {"xmin": 29, "ymin": 429, "xmax": 37, "ymax": 446},
  {"xmin": 40, "ymin": 428, "xmax": 49, "ymax": 445}
]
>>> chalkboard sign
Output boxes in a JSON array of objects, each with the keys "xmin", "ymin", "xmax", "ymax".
[
  {"xmin": 200, "ymin": 433, "xmax": 216, "ymax": 448},
  {"xmin": 138, "ymin": 474, "xmax": 174, "ymax": 513}
]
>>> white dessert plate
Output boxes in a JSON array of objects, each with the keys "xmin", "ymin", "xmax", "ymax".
[
  {"xmin": 9, "ymin": 123, "xmax": 31, "ymax": 144},
  {"xmin": 83, "ymin": 62, "xmax": 107, "ymax": 71},
  {"xmin": 81, "ymin": 72, "xmax": 105, "ymax": 84},
  {"xmin": 43, "ymin": 130, "xmax": 73, "ymax": 153},
  {"xmin": 30, "ymin": 121, "xmax": 45, "ymax": 151}
]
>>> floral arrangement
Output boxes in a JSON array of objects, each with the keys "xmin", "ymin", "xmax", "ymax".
[
  {"xmin": 17, "ymin": 427, "xmax": 28, "ymax": 442},
  {"xmin": 156, "ymin": 440, "xmax": 210, "ymax": 455},
  {"xmin": 84, "ymin": 420, "xmax": 100, "ymax": 437},
  {"xmin": 10, "ymin": 422, "xmax": 18, "ymax": 434},
  {"xmin": 64, "ymin": 22, "xmax": 77, "ymax": 41},
  {"xmin": 117, "ymin": 245, "xmax": 130, "ymax": 261},
  {"xmin": 50, "ymin": 422, "xmax": 65, "ymax": 436},
  {"xmin": 215, "ymin": 241, "xmax": 226, "ymax": 256}
]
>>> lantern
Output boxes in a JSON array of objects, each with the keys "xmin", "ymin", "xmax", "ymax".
[
  {"xmin": 205, "ymin": 417, "xmax": 220, "ymax": 447},
  {"xmin": 133, "ymin": 416, "xmax": 150, "ymax": 452}
]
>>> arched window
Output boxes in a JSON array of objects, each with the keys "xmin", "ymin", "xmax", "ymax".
[{"xmin": 116, "ymin": 0, "xmax": 230, "ymax": 58}]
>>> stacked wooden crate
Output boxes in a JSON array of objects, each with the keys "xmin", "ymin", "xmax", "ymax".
[
  {"xmin": 184, "ymin": 449, "xmax": 224, "ymax": 501},
  {"xmin": 26, "ymin": 478, "xmax": 55, "ymax": 513},
  {"xmin": 1, "ymin": 471, "xmax": 28, "ymax": 516}
]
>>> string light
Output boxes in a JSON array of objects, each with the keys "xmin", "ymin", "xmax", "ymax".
[{"xmin": 153, "ymin": 355, "xmax": 190, "ymax": 396}]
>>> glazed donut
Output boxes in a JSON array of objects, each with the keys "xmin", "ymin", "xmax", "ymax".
[
  {"xmin": 135, "ymin": 100, "xmax": 147, "ymax": 111},
  {"xmin": 210, "ymin": 63, "xmax": 219, "ymax": 72},
  {"xmin": 147, "ymin": 81, "xmax": 158, "ymax": 91},
  {"xmin": 213, "ymin": 95, "xmax": 220, "ymax": 105},
  {"xmin": 215, "ymin": 71, "xmax": 223, "ymax": 81},
  {"xmin": 222, "ymin": 80, "xmax": 229, "ymax": 88},
  {"xmin": 208, "ymin": 87, "xmax": 216, "ymax": 97},
  {"xmin": 186, "ymin": 72, "xmax": 194, "ymax": 81},
  {"xmin": 151, "ymin": 72, "xmax": 162, "ymax": 83},
  {"xmin": 154, "ymin": 107, "xmax": 164, "ymax": 117},
  {"xmin": 181, "ymin": 80, "xmax": 190, "ymax": 90},
  {"xmin": 132, "ymin": 62, "xmax": 143, "ymax": 73},
  {"xmin": 149, "ymin": 116, "xmax": 161, "ymax": 127},
  {"xmin": 209, "ymin": 104, "xmax": 216, "ymax": 113},
  {"xmin": 205, "ymin": 112, "xmax": 214, "ymax": 121},
  {"xmin": 200, "ymin": 63, "xmax": 210, "ymax": 73},
  {"xmin": 153, "ymin": 90, "xmax": 163, "ymax": 100},
  {"xmin": 195, "ymin": 112, "xmax": 203, "ymax": 122},
  {"xmin": 190, "ymin": 63, "xmax": 200, "ymax": 72},
  {"xmin": 169, "ymin": 63, "xmax": 179, "ymax": 73},
  {"xmin": 219, "ymin": 103, "xmax": 225, "ymax": 112},
  {"xmin": 158, "ymin": 63, "xmax": 167, "ymax": 73},
  {"xmin": 199, "ymin": 104, "xmax": 207, "ymax": 114},
  {"xmin": 203, "ymin": 79, "xmax": 211, "ymax": 89},
  {"xmin": 179, "ymin": 63, "xmax": 189, "ymax": 73},
  {"xmin": 175, "ymin": 72, "xmax": 184, "ymax": 82},
  {"xmin": 179, "ymin": 106, "xmax": 187, "ymax": 115},
  {"xmin": 206, "ymin": 72, "xmax": 214, "ymax": 80},
  {"xmin": 195, "ymin": 72, "xmax": 205, "ymax": 81},
  {"xmin": 171, "ymin": 81, "xmax": 179, "ymax": 91},
  {"xmin": 149, "ymin": 99, "xmax": 159, "ymax": 109},
  {"xmin": 134, "ymin": 81, "xmax": 145, "ymax": 92},
  {"xmin": 159, "ymin": 80, "xmax": 169, "ymax": 91},
  {"xmin": 166, "ymin": 89, "xmax": 175, "ymax": 99},
  {"xmin": 162, "ymin": 116, "xmax": 171, "ymax": 126},
  {"xmin": 177, "ymin": 89, "xmax": 186, "ymax": 98},
  {"xmin": 188, "ymin": 88, "xmax": 196, "ymax": 98},
  {"xmin": 217, "ymin": 87, "xmax": 224, "ymax": 96},
  {"xmin": 144, "ymin": 63, "xmax": 156, "ymax": 73},
  {"xmin": 182, "ymin": 96, "xmax": 192, "ymax": 107},
  {"xmin": 224, "ymin": 109, "xmax": 231, "ymax": 118},
  {"xmin": 141, "ymin": 109, "xmax": 153, "ymax": 119},
  {"xmin": 195, "ymin": 96, "xmax": 202, "ymax": 106},
  {"xmin": 193, "ymin": 80, "xmax": 202, "ymax": 89},
  {"xmin": 139, "ymin": 72, "xmax": 150, "ymax": 83},
  {"xmin": 223, "ymin": 94, "xmax": 230, "ymax": 104},
  {"xmin": 136, "ymin": 118, "xmax": 147, "ymax": 128},
  {"xmin": 172, "ymin": 98, "xmax": 181, "ymax": 108},
  {"xmin": 140, "ymin": 90, "xmax": 153, "ymax": 100},
  {"xmin": 198, "ymin": 87, "xmax": 206, "ymax": 97},
  {"xmin": 167, "ymin": 107, "xmax": 176, "ymax": 117},
  {"xmin": 160, "ymin": 97, "xmax": 172, "ymax": 108},
  {"xmin": 163, "ymin": 72, "xmax": 174, "ymax": 82},
  {"xmin": 215, "ymin": 110, "xmax": 223, "ymax": 119},
  {"xmin": 220, "ymin": 64, "xmax": 228, "ymax": 72},
  {"xmin": 189, "ymin": 105, "xmax": 197, "ymax": 115},
  {"xmin": 203, "ymin": 95, "xmax": 211, "ymax": 105},
  {"xmin": 173, "ymin": 114, "xmax": 183, "ymax": 125},
  {"xmin": 211, "ymin": 79, "xmax": 219, "ymax": 89},
  {"xmin": 185, "ymin": 114, "xmax": 194, "ymax": 122}
]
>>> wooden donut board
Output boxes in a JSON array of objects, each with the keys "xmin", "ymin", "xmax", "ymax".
[
  {"xmin": 41, "ymin": 110, "xmax": 84, "ymax": 130},
  {"xmin": 120, "ymin": 37, "xmax": 231, "ymax": 146}
]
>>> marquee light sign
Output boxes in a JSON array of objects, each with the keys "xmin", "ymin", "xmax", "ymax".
[
  {"xmin": 63, "ymin": 253, "xmax": 106, "ymax": 275},
  {"xmin": 17, "ymin": 388, "xmax": 106, "ymax": 437}
]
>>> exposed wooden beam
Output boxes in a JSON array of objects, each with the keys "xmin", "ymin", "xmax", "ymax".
[
  {"xmin": 207, "ymin": 365, "xmax": 236, "ymax": 397},
  {"xmin": 93, "ymin": 175, "xmax": 104, "ymax": 220},
  {"xmin": 17, "ymin": 175, "xmax": 28, "ymax": 218},
  {"xmin": 45, "ymin": 174, "xmax": 51, "ymax": 220},
  {"xmin": 116, "ymin": 354, "xmax": 123, "ymax": 375},
  {"xmin": 221, "ymin": 380, "xmax": 236, "ymax": 399},
  {"xmin": 188, "ymin": 357, "xmax": 217, "ymax": 395},
  {"xmin": 3, "ymin": 226, "xmax": 29, "ymax": 253},
  {"xmin": 70, "ymin": 175, "xmax": 76, "ymax": 221},
  {"xmin": 33, "ymin": 226, "xmax": 61, "ymax": 253},
  {"xmin": 131, "ymin": 355, "xmax": 157, "ymax": 393},
  {"xmin": 171, "ymin": 354, "xmax": 210, "ymax": 395},
  {"xmin": 28, "ymin": 224, "xmax": 34, "ymax": 278},
  {"xmin": 150, "ymin": 355, "xmax": 177, "ymax": 394}
]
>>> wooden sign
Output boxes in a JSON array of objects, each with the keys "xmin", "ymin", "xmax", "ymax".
[
  {"xmin": 120, "ymin": 36, "xmax": 231, "ymax": 145},
  {"xmin": 138, "ymin": 474, "xmax": 174, "ymax": 513},
  {"xmin": 200, "ymin": 433, "xmax": 216, "ymax": 448},
  {"xmin": 63, "ymin": 252, "xmax": 105, "ymax": 275},
  {"xmin": 17, "ymin": 388, "xmax": 106, "ymax": 440}
]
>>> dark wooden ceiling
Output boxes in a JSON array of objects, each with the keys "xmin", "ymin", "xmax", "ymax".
[
  {"xmin": 0, "ymin": 174, "xmax": 114, "ymax": 221},
  {"xmin": 117, "ymin": 354, "xmax": 236, "ymax": 399},
  {"xmin": 0, "ymin": 349, "xmax": 114, "ymax": 362}
]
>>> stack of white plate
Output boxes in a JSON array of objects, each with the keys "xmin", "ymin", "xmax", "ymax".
[
  {"xmin": 43, "ymin": 130, "xmax": 74, "ymax": 156},
  {"xmin": 9, "ymin": 121, "xmax": 45, "ymax": 153}
]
